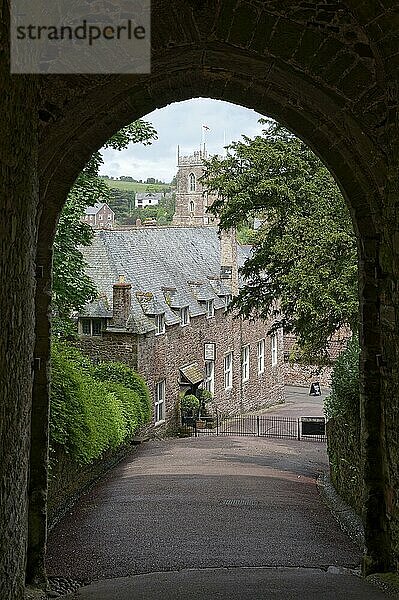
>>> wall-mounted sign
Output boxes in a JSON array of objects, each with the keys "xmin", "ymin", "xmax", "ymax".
[{"xmin": 204, "ymin": 342, "xmax": 216, "ymax": 361}]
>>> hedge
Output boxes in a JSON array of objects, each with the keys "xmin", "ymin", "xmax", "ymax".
[
  {"xmin": 50, "ymin": 342, "xmax": 151, "ymax": 464},
  {"xmin": 324, "ymin": 335, "xmax": 360, "ymax": 420}
]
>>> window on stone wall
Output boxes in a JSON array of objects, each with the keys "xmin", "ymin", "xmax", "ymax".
[
  {"xmin": 180, "ymin": 306, "xmax": 190, "ymax": 326},
  {"xmin": 189, "ymin": 172, "xmax": 196, "ymax": 192},
  {"xmin": 98, "ymin": 214, "xmax": 103, "ymax": 220},
  {"xmin": 224, "ymin": 294, "xmax": 232, "ymax": 311},
  {"xmin": 206, "ymin": 299, "xmax": 214, "ymax": 318},
  {"xmin": 224, "ymin": 352, "xmax": 233, "ymax": 390},
  {"xmin": 80, "ymin": 318, "xmax": 103, "ymax": 336},
  {"xmin": 271, "ymin": 333, "xmax": 278, "ymax": 366},
  {"xmin": 155, "ymin": 379, "xmax": 166, "ymax": 424},
  {"xmin": 241, "ymin": 345, "xmax": 250, "ymax": 382},
  {"xmin": 204, "ymin": 360, "xmax": 214, "ymax": 396},
  {"xmin": 189, "ymin": 200, "xmax": 195, "ymax": 214},
  {"xmin": 257, "ymin": 339, "xmax": 265, "ymax": 374},
  {"xmin": 155, "ymin": 313, "xmax": 166, "ymax": 335}
]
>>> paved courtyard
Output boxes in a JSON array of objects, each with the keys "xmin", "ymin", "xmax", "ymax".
[{"xmin": 46, "ymin": 388, "xmax": 388, "ymax": 598}]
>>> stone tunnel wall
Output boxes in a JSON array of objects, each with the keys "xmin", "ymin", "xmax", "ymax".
[
  {"xmin": 47, "ymin": 442, "xmax": 140, "ymax": 525},
  {"xmin": 327, "ymin": 414, "xmax": 362, "ymax": 516}
]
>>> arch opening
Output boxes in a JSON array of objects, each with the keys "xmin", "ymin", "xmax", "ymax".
[{"xmin": 32, "ymin": 32, "xmax": 394, "ymax": 591}]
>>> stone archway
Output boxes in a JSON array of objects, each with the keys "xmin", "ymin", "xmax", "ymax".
[{"xmin": 1, "ymin": 2, "xmax": 399, "ymax": 598}]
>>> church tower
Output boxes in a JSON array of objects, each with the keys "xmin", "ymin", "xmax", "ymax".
[{"xmin": 172, "ymin": 147, "xmax": 217, "ymax": 226}]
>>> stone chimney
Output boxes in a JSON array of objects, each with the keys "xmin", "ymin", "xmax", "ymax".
[
  {"xmin": 112, "ymin": 275, "xmax": 132, "ymax": 327},
  {"xmin": 220, "ymin": 228, "xmax": 239, "ymax": 295}
]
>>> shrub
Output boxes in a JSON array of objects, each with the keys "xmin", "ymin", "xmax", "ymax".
[
  {"xmin": 198, "ymin": 389, "xmax": 213, "ymax": 403},
  {"xmin": 91, "ymin": 362, "xmax": 151, "ymax": 424},
  {"xmin": 324, "ymin": 335, "xmax": 360, "ymax": 420},
  {"xmin": 180, "ymin": 394, "xmax": 200, "ymax": 412},
  {"xmin": 50, "ymin": 342, "xmax": 151, "ymax": 464}
]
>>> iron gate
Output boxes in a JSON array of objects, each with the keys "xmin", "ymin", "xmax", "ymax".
[{"xmin": 183, "ymin": 413, "xmax": 326, "ymax": 442}]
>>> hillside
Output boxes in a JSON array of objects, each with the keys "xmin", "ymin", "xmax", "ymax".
[{"xmin": 101, "ymin": 178, "xmax": 172, "ymax": 193}]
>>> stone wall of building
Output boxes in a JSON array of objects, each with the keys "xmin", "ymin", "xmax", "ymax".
[
  {"xmin": 136, "ymin": 307, "xmax": 284, "ymax": 432},
  {"xmin": 76, "ymin": 332, "xmax": 138, "ymax": 369},
  {"xmin": 76, "ymin": 308, "xmax": 284, "ymax": 435},
  {"xmin": 173, "ymin": 150, "xmax": 217, "ymax": 226},
  {"xmin": 283, "ymin": 332, "xmax": 350, "ymax": 389}
]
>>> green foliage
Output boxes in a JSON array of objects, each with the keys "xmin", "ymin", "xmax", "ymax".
[
  {"xmin": 116, "ymin": 193, "xmax": 176, "ymax": 226},
  {"xmin": 180, "ymin": 394, "xmax": 200, "ymax": 411},
  {"xmin": 198, "ymin": 389, "xmax": 213, "ymax": 403},
  {"xmin": 324, "ymin": 336, "xmax": 360, "ymax": 420},
  {"xmin": 202, "ymin": 119, "xmax": 358, "ymax": 362},
  {"xmin": 50, "ymin": 342, "xmax": 151, "ymax": 464},
  {"xmin": 91, "ymin": 362, "xmax": 151, "ymax": 425},
  {"xmin": 53, "ymin": 120, "xmax": 157, "ymax": 337}
]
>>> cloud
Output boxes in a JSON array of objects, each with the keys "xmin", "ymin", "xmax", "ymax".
[{"xmin": 99, "ymin": 98, "xmax": 268, "ymax": 182}]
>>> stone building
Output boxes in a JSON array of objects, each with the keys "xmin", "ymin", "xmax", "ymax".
[
  {"xmin": 82, "ymin": 202, "xmax": 115, "ymax": 229},
  {"xmin": 172, "ymin": 148, "xmax": 218, "ymax": 226},
  {"xmin": 78, "ymin": 226, "xmax": 284, "ymax": 431}
]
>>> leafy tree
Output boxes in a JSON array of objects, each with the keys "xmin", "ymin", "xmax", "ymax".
[
  {"xmin": 202, "ymin": 120, "xmax": 358, "ymax": 362},
  {"xmin": 52, "ymin": 120, "xmax": 157, "ymax": 336}
]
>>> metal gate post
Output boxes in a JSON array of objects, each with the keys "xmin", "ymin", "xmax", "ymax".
[
  {"xmin": 297, "ymin": 418, "xmax": 301, "ymax": 441},
  {"xmin": 194, "ymin": 418, "xmax": 197, "ymax": 437},
  {"xmin": 257, "ymin": 416, "xmax": 260, "ymax": 437},
  {"xmin": 216, "ymin": 411, "xmax": 219, "ymax": 436}
]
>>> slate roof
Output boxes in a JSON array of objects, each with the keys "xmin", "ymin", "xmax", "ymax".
[
  {"xmin": 84, "ymin": 202, "xmax": 114, "ymax": 216},
  {"xmin": 80, "ymin": 226, "xmax": 250, "ymax": 334}
]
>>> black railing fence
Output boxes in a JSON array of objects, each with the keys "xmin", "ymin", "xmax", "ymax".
[{"xmin": 181, "ymin": 412, "xmax": 326, "ymax": 443}]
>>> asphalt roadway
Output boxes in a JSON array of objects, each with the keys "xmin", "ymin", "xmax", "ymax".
[{"xmin": 47, "ymin": 387, "xmax": 388, "ymax": 599}]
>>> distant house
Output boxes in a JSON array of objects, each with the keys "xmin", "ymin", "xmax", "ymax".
[
  {"xmin": 135, "ymin": 192, "xmax": 167, "ymax": 208},
  {"xmin": 82, "ymin": 202, "xmax": 115, "ymax": 229}
]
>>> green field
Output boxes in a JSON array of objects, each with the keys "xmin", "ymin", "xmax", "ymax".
[{"xmin": 101, "ymin": 178, "xmax": 171, "ymax": 193}]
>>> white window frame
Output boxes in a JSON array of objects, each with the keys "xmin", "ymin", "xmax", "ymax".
[
  {"xmin": 204, "ymin": 360, "xmax": 215, "ymax": 396},
  {"xmin": 155, "ymin": 313, "xmax": 165, "ymax": 335},
  {"xmin": 224, "ymin": 294, "xmax": 232, "ymax": 311},
  {"xmin": 271, "ymin": 333, "xmax": 278, "ymax": 366},
  {"xmin": 241, "ymin": 345, "xmax": 250, "ymax": 382},
  {"xmin": 189, "ymin": 172, "xmax": 196, "ymax": 192},
  {"xmin": 155, "ymin": 380, "xmax": 166, "ymax": 424},
  {"xmin": 206, "ymin": 299, "xmax": 214, "ymax": 319},
  {"xmin": 257, "ymin": 339, "xmax": 265, "ymax": 374},
  {"xmin": 224, "ymin": 352, "xmax": 233, "ymax": 390},
  {"xmin": 180, "ymin": 306, "xmax": 190, "ymax": 326}
]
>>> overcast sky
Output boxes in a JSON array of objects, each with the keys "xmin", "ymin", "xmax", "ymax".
[{"xmin": 99, "ymin": 98, "xmax": 267, "ymax": 183}]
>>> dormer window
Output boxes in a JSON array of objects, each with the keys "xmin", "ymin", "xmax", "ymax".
[
  {"xmin": 180, "ymin": 306, "xmax": 190, "ymax": 326},
  {"xmin": 206, "ymin": 299, "xmax": 214, "ymax": 319},
  {"xmin": 155, "ymin": 313, "xmax": 165, "ymax": 335},
  {"xmin": 80, "ymin": 318, "xmax": 104, "ymax": 336},
  {"xmin": 189, "ymin": 173, "xmax": 196, "ymax": 192}
]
